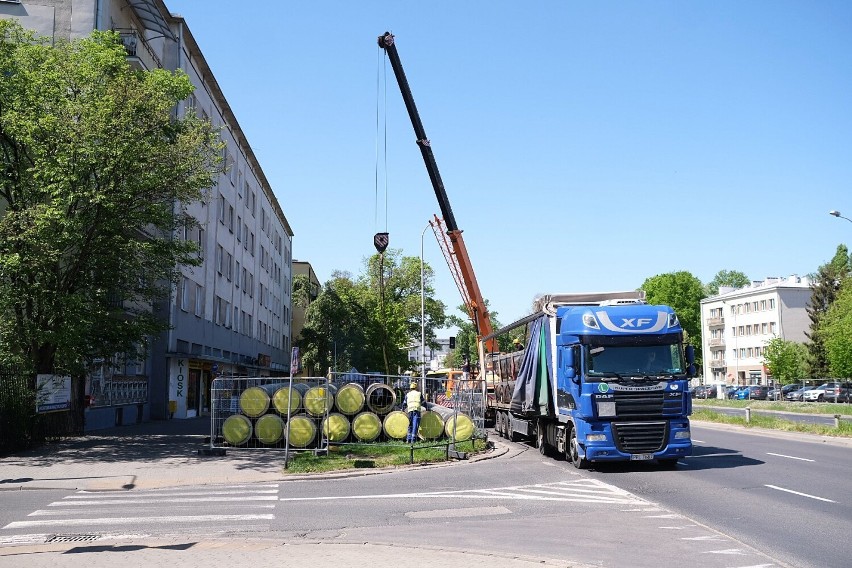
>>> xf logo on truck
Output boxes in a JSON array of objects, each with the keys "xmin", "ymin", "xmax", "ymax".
[{"xmin": 595, "ymin": 311, "xmax": 668, "ymax": 333}]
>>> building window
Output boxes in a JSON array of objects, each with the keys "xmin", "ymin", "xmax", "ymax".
[
  {"xmin": 180, "ymin": 277, "xmax": 191, "ymax": 311},
  {"xmin": 195, "ymin": 285, "xmax": 204, "ymax": 317},
  {"xmin": 769, "ymin": 298, "xmax": 775, "ymax": 309},
  {"xmin": 196, "ymin": 227, "xmax": 205, "ymax": 260}
]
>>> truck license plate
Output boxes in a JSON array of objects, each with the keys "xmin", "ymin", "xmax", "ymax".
[{"xmin": 630, "ymin": 453, "xmax": 653, "ymax": 461}]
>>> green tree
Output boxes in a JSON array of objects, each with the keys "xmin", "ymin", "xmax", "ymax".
[
  {"xmin": 705, "ymin": 269, "xmax": 751, "ymax": 296},
  {"xmin": 445, "ymin": 301, "xmax": 503, "ymax": 368},
  {"xmin": 0, "ymin": 24, "xmax": 220, "ymax": 396},
  {"xmin": 299, "ymin": 252, "xmax": 447, "ymax": 376},
  {"xmin": 762, "ymin": 337, "xmax": 809, "ymax": 384},
  {"xmin": 299, "ymin": 272, "xmax": 371, "ymax": 376},
  {"xmin": 640, "ymin": 271, "xmax": 706, "ymax": 367},
  {"xmin": 822, "ymin": 279, "xmax": 852, "ymax": 378},
  {"xmin": 806, "ymin": 245, "xmax": 852, "ymax": 376},
  {"xmin": 361, "ymin": 250, "xmax": 446, "ymax": 374}
]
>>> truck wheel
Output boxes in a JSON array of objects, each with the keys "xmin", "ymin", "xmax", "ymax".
[
  {"xmin": 508, "ymin": 416, "xmax": 522, "ymax": 442},
  {"xmin": 568, "ymin": 428, "xmax": 589, "ymax": 470},
  {"xmin": 536, "ymin": 422, "xmax": 548, "ymax": 456}
]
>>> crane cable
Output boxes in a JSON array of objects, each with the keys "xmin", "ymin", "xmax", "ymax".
[
  {"xmin": 375, "ymin": 43, "xmax": 390, "ymax": 374},
  {"xmin": 375, "ymin": 45, "xmax": 388, "ymax": 237}
]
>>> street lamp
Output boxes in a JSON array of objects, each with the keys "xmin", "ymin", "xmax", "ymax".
[
  {"xmin": 829, "ymin": 210, "xmax": 852, "ymax": 224},
  {"xmin": 420, "ymin": 220, "xmax": 432, "ymax": 394}
]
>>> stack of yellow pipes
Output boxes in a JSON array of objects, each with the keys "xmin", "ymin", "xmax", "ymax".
[{"xmin": 220, "ymin": 381, "xmax": 475, "ymax": 448}]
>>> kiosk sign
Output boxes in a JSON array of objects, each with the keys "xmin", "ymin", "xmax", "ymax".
[{"xmin": 36, "ymin": 374, "xmax": 71, "ymax": 413}]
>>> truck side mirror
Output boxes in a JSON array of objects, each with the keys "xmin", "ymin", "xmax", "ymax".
[
  {"xmin": 563, "ymin": 347, "xmax": 578, "ymax": 383},
  {"xmin": 684, "ymin": 345, "xmax": 696, "ymax": 377}
]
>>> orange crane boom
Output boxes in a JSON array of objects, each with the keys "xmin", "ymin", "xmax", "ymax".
[{"xmin": 378, "ymin": 32, "xmax": 496, "ymax": 352}]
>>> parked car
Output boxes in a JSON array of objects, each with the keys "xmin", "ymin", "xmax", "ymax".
[
  {"xmin": 693, "ymin": 385, "xmax": 718, "ymax": 399},
  {"xmin": 785, "ymin": 386, "xmax": 815, "ymax": 402},
  {"xmin": 821, "ymin": 382, "xmax": 852, "ymax": 403},
  {"xmin": 725, "ymin": 386, "xmax": 740, "ymax": 399},
  {"xmin": 768, "ymin": 384, "xmax": 800, "ymax": 401},
  {"xmin": 734, "ymin": 385, "xmax": 769, "ymax": 400},
  {"xmin": 803, "ymin": 383, "xmax": 831, "ymax": 402},
  {"xmin": 804, "ymin": 382, "xmax": 852, "ymax": 402}
]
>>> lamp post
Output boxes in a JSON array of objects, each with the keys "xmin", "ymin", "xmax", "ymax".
[
  {"xmin": 420, "ymin": 220, "xmax": 431, "ymax": 394},
  {"xmin": 829, "ymin": 210, "xmax": 852, "ymax": 224}
]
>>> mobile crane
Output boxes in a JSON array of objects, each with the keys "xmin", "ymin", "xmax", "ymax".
[{"xmin": 377, "ymin": 31, "xmax": 496, "ymax": 352}]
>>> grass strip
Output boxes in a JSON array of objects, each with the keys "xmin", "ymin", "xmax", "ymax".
[
  {"xmin": 692, "ymin": 408, "xmax": 852, "ymax": 437},
  {"xmin": 282, "ymin": 437, "xmax": 488, "ymax": 474}
]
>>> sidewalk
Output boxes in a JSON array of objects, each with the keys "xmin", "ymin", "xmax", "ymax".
[
  {"xmin": 0, "ymin": 418, "xmax": 789, "ymax": 568},
  {"xmin": 0, "ymin": 419, "xmax": 591, "ymax": 568},
  {"xmin": 1, "ymin": 417, "xmax": 499, "ymax": 491}
]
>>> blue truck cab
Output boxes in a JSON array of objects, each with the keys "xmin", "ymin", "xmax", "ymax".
[{"xmin": 484, "ymin": 291, "xmax": 695, "ymax": 469}]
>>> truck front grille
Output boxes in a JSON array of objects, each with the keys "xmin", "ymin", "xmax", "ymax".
[
  {"xmin": 614, "ymin": 391, "xmax": 682, "ymax": 418},
  {"xmin": 612, "ymin": 421, "xmax": 667, "ymax": 453}
]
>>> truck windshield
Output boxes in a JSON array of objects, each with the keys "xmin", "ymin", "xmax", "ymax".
[{"xmin": 585, "ymin": 344, "xmax": 684, "ymax": 381}]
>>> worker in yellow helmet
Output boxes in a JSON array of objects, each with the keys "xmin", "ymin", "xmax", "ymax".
[{"xmin": 404, "ymin": 382, "xmax": 423, "ymax": 443}]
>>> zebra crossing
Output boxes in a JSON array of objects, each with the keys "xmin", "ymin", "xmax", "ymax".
[
  {"xmin": 1, "ymin": 484, "xmax": 279, "ymax": 535},
  {"xmin": 278, "ymin": 477, "xmax": 652, "ymax": 505}
]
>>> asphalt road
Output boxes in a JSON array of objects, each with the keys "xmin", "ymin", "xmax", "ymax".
[
  {"xmin": 2, "ymin": 422, "xmax": 848, "ymax": 567},
  {"xmin": 591, "ymin": 421, "xmax": 852, "ymax": 568}
]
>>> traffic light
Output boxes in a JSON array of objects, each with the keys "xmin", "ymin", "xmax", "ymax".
[{"xmin": 449, "ymin": 336, "xmax": 456, "ymax": 349}]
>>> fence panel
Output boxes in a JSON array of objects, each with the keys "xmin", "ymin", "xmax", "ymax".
[{"xmin": 207, "ymin": 372, "xmax": 485, "ymax": 455}]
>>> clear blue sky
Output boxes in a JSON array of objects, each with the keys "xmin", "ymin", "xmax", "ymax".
[{"xmin": 166, "ymin": 1, "xmax": 851, "ymax": 329}]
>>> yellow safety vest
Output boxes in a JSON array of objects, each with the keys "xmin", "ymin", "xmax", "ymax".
[{"xmin": 405, "ymin": 390, "xmax": 422, "ymax": 412}]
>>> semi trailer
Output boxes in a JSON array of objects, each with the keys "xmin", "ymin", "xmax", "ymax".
[{"xmin": 484, "ymin": 291, "xmax": 695, "ymax": 469}]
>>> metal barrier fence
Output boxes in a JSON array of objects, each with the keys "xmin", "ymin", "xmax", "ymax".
[{"xmin": 207, "ymin": 372, "xmax": 487, "ymax": 455}]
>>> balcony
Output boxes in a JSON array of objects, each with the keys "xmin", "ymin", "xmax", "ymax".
[
  {"xmin": 707, "ymin": 317, "xmax": 725, "ymax": 328},
  {"xmin": 709, "ymin": 338, "xmax": 725, "ymax": 348},
  {"xmin": 709, "ymin": 360, "xmax": 726, "ymax": 370},
  {"xmin": 117, "ymin": 29, "xmax": 162, "ymax": 70}
]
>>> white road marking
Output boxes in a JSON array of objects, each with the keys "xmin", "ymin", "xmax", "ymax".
[
  {"xmin": 279, "ymin": 479, "xmax": 649, "ymax": 505},
  {"xmin": 700, "ymin": 548, "xmax": 746, "ymax": 555},
  {"xmin": 766, "ymin": 452, "xmax": 814, "ymax": 462},
  {"xmin": 658, "ymin": 525, "xmax": 696, "ymax": 530},
  {"xmin": 76, "ymin": 484, "xmax": 279, "ymax": 494},
  {"xmin": 29, "ymin": 504, "xmax": 276, "ymax": 516},
  {"xmin": 687, "ymin": 453, "xmax": 741, "ymax": 458},
  {"xmin": 406, "ymin": 506, "xmax": 511, "ymax": 519},
  {"xmin": 48, "ymin": 495, "xmax": 278, "ymax": 506},
  {"xmin": 691, "ymin": 439, "xmax": 705, "ymax": 443},
  {"xmin": 765, "ymin": 485, "xmax": 835, "ymax": 503},
  {"xmin": 681, "ymin": 535, "xmax": 724, "ymax": 541},
  {"xmin": 67, "ymin": 489, "xmax": 279, "ymax": 499},
  {"xmin": 4, "ymin": 514, "xmax": 274, "ymax": 529}
]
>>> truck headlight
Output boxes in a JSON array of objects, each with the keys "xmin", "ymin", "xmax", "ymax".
[
  {"xmin": 586, "ymin": 433, "xmax": 607, "ymax": 442},
  {"xmin": 596, "ymin": 401, "xmax": 616, "ymax": 417},
  {"xmin": 674, "ymin": 430, "xmax": 691, "ymax": 439}
]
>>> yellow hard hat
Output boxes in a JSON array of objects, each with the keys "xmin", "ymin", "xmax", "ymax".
[{"xmin": 410, "ymin": 382, "xmax": 418, "ymax": 389}]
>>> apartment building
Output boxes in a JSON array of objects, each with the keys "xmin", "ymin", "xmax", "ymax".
[
  {"xmin": 291, "ymin": 261, "xmax": 321, "ymax": 345},
  {"xmin": 408, "ymin": 338, "xmax": 453, "ymax": 373},
  {"xmin": 700, "ymin": 275, "xmax": 812, "ymax": 391},
  {"xmin": 2, "ymin": 0, "xmax": 294, "ymax": 427}
]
